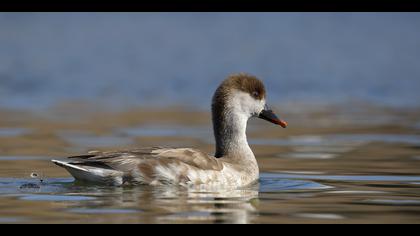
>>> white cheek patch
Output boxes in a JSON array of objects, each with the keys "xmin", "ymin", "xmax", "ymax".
[{"xmin": 229, "ymin": 90, "xmax": 265, "ymax": 117}]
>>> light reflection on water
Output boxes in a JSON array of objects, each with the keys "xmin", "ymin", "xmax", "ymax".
[
  {"xmin": 57, "ymin": 130, "xmax": 134, "ymax": 148},
  {"xmin": 1, "ymin": 170, "xmax": 420, "ymax": 223},
  {"xmin": 0, "ymin": 106, "xmax": 420, "ymax": 223},
  {"xmin": 251, "ymin": 134, "xmax": 420, "ymax": 146},
  {"xmin": 0, "ymin": 127, "xmax": 31, "ymax": 137},
  {"xmin": 0, "ymin": 175, "xmax": 330, "ymax": 224},
  {"xmin": 265, "ymin": 173, "xmax": 420, "ymax": 182}
]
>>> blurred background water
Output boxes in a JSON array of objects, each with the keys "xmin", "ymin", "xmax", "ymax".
[{"xmin": 1, "ymin": 12, "xmax": 420, "ymax": 110}]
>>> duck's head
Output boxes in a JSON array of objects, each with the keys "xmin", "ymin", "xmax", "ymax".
[{"xmin": 212, "ymin": 73, "xmax": 287, "ymax": 128}]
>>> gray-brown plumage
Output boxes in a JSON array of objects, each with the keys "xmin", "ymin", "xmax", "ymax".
[{"xmin": 52, "ymin": 73, "xmax": 286, "ymax": 188}]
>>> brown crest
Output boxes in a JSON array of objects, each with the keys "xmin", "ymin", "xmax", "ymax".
[{"xmin": 217, "ymin": 73, "xmax": 266, "ymax": 100}]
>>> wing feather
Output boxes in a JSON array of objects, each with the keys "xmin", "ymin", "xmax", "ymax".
[{"xmin": 64, "ymin": 147, "xmax": 222, "ymax": 172}]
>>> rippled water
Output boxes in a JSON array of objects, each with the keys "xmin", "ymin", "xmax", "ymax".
[
  {"xmin": 1, "ymin": 171, "xmax": 420, "ymax": 223},
  {"xmin": 0, "ymin": 105, "xmax": 420, "ymax": 223}
]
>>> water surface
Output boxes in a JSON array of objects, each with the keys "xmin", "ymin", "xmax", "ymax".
[
  {"xmin": 1, "ymin": 13, "xmax": 420, "ymax": 109},
  {"xmin": 0, "ymin": 105, "xmax": 419, "ymax": 223}
]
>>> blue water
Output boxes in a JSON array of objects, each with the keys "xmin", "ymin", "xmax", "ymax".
[
  {"xmin": 2, "ymin": 172, "xmax": 420, "ymax": 223},
  {"xmin": 1, "ymin": 13, "xmax": 420, "ymax": 110}
]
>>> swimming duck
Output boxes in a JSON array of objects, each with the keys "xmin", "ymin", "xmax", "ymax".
[{"xmin": 52, "ymin": 73, "xmax": 287, "ymax": 188}]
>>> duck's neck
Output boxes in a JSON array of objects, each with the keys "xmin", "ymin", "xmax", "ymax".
[{"xmin": 213, "ymin": 109, "xmax": 256, "ymax": 164}]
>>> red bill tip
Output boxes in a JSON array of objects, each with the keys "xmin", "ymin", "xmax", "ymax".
[{"xmin": 278, "ymin": 120, "xmax": 287, "ymax": 128}]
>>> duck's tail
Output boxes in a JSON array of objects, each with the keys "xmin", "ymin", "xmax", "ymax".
[{"xmin": 51, "ymin": 159, "xmax": 123, "ymax": 186}]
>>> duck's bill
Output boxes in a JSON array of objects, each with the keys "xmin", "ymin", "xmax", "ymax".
[{"xmin": 258, "ymin": 109, "xmax": 287, "ymax": 128}]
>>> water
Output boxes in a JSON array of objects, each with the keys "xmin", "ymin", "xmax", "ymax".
[
  {"xmin": 0, "ymin": 128, "xmax": 31, "ymax": 137},
  {"xmin": 1, "ymin": 13, "xmax": 420, "ymax": 110},
  {"xmin": 1, "ymin": 172, "xmax": 420, "ymax": 223},
  {"xmin": 0, "ymin": 105, "xmax": 420, "ymax": 223}
]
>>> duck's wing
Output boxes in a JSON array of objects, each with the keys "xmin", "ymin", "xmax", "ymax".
[{"xmin": 52, "ymin": 147, "xmax": 223, "ymax": 185}]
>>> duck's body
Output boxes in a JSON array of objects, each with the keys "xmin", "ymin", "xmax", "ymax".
[
  {"xmin": 53, "ymin": 147, "xmax": 258, "ymax": 188},
  {"xmin": 52, "ymin": 73, "xmax": 286, "ymax": 188}
]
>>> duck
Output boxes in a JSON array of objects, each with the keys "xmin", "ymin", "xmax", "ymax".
[{"xmin": 52, "ymin": 73, "xmax": 287, "ymax": 188}]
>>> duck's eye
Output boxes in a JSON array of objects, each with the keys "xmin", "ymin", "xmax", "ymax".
[{"xmin": 252, "ymin": 91, "xmax": 259, "ymax": 98}]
